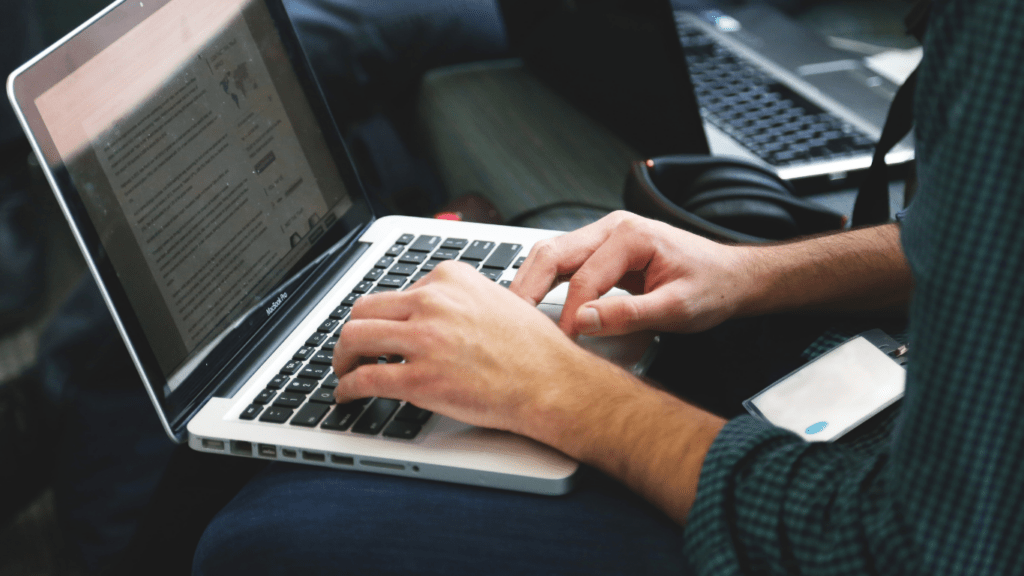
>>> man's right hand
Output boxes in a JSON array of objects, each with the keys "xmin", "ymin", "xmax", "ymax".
[{"xmin": 510, "ymin": 211, "xmax": 754, "ymax": 338}]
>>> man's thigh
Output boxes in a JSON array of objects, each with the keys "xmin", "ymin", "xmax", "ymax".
[{"xmin": 193, "ymin": 463, "xmax": 693, "ymax": 576}]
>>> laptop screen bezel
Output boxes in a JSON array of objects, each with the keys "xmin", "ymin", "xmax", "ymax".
[{"xmin": 7, "ymin": 0, "xmax": 375, "ymax": 441}]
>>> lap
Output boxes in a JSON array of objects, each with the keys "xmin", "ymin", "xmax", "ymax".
[{"xmin": 193, "ymin": 464, "xmax": 692, "ymax": 576}]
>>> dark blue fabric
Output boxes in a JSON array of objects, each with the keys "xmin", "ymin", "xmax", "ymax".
[{"xmin": 194, "ymin": 463, "xmax": 692, "ymax": 576}]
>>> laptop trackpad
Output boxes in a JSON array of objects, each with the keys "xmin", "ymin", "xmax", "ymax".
[{"xmin": 535, "ymin": 302, "xmax": 658, "ymax": 374}]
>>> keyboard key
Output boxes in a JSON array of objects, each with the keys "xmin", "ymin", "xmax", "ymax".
[
  {"xmin": 306, "ymin": 332, "xmax": 329, "ymax": 347},
  {"xmin": 321, "ymin": 404, "xmax": 363, "ymax": 431},
  {"xmin": 374, "ymin": 256, "xmax": 394, "ymax": 269},
  {"xmin": 363, "ymin": 268, "xmax": 384, "ymax": 282},
  {"xmin": 441, "ymin": 238, "xmax": 468, "ymax": 250},
  {"xmin": 254, "ymin": 389, "xmax": 277, "ymax": 405},
  {"xmin": 382, "ymin": 420, "xmax": 421, "ymax": 440},
  {"xmin": 458, "ymin": 259, "xmax": 480, "ymax": 270},
  {"xmin": 329, "ymin": 306, "xmax": 351, "ymax": 320},
  {"xmin": 286, "ymin": 378, "xmax": 318, "ymax": 394},
  {"xmin": 308, "ymin": 350, "xmax": 333, "ymax": 365},
  {"xmin": 398, "ymin": 252, "xmax": 427, "ymax": 265},
  {"xmin": 408, "ymin": 235, "xmax": 441, "ymax": 252},
  {"xmin": 351, "ymin": 398, "xmax": 401, "ymax": 435},
  {"xmin": 342, "ymin": 293, "xmax": 362, "ymax": 307},
  {"xmin": 513, "ymin": 256, "xmax": 526, "ymax": 268},
  {"xmin": 293, "ymin": 346, "xmax": 316, "ymax": 361},
  {"xmin": 352, "ymin": 281, "xmax": 374, "ymax": 294},
  {"xmin": 268, "ymin": 375, "xmax": 290, "ymax": 390},
  {"xmin": 309, "ymin": 387, "xmax": 337, "ymax": 404},
  {"xmin": 385, "ymin": 244, "xmax": 405, "ymax": 257},
  {"xmin": 321, "ymin": 373, "xmax": 339, "ymax": 388},
  {"xmin": 259, "ymin": 406, "xmax": 293, "ymax": 424},
  {"xmin": 421, "ymin": 259, "xmax": 442, "ymax": 272},
  {"xmin": 240, "ymin": 404, "xmax": 262, "ymax": 420},
  {"xmin": 481, "ymin": 269, "xmax": 502, "ymax": 282},
  {"xmin": 300, "ymin": 365, "xmax": 331, "ymax": 381},
  {"xmin": 318, "ymin": 319, "xmax": 340, "ymax": 333},
  {"xmin": 388, "ymin": 264, "xmax": 418, "ymax": 276},
  {"xmin": 411, "ymin": 271, "xmax": 429, "ymax": 284},
  {"xmin": 322, "ymin": 336, "xmax": 339, "ymax": 350},
  {"xmin": 290, "ymin": 403, "xmax": 330, "ymax": 427},
  {"xmin": 395, "ymin": 404, "xmax": 433, "ymax": 425},
  {"xmin": 378, "ymin": 275, "xmax": 407, "ymax": 289},
  {"xmin": 461, "ymin": 240, "xmax": 495, "ymax": 261},
  {"xmin": 280, "ymin": 360, "xmax": 303, "ymax": 375},
  {"xmin": 396, "ymin": 233, "xmax": 415, "ymax": 245},
  {"xmin": 499, "ymin": 280, "xmax": 512, "ymax": 288},
  {"xmin": 431, "ymin": 249, "xmax": 460, "ymax": 261},
  {"xmin": 370, "ymin": 286, "xmax": 399, "ymax": 294},
  {"xmin": 273, "ymin": 392, "xmax": 305, "ymax": 409}
]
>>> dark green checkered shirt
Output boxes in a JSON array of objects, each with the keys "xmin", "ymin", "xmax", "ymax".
[{"xmin": 684, "ymin": 1, "xmax": 1024, "ymax": 573}]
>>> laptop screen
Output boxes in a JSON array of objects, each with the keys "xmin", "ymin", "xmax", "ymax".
[{"xmin": 10, "ymin": 0, "xmax": 371, "ymax": 401}]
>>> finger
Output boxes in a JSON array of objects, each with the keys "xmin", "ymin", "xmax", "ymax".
[
  {"xmin": 334, "ymin": 362, "xmax": 410, "ymax": 404},
  {"xmin": 332, "ymin": 319, "xmax": 418, "ymax": 376},
  {"xmin": 349, "ymin": 289, "xmax": 416, "ymax": 321},
  {"xmin": 512, "ymin": 214, "xmax": 624, "ymax": 305},
  {"xmin": 572, "ymin": 289, "xmax": 683, "ymax": 336},
  {"xmin": 559, "ymin": 229, "xmax": 653, "ymax": 336}
]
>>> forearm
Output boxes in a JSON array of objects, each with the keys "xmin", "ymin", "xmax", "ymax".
[
  {"xmin": 733, "ymin": 223, "xmax": 912, "ymax": 317},
  {"xmin": 525, "ymin": 353, "xmax": 726, "ymax": 525}
]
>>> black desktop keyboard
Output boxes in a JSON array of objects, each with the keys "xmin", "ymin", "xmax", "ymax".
[
  {"xmin": 676, "ymin": 20, "xmax": 876, "ymax": 167},
  {"xmin": 240, "ymin": 233, "xmax": 526, "ymax": 439}
]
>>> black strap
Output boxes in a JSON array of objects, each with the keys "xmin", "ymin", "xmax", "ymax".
[{"xmin": 851, "ymin": 0, "xmax": 930, "ymax": 226}]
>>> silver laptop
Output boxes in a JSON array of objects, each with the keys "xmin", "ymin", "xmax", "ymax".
[
  {"xmin": 500, "ymin": 0, "xmax": 913, "ymax": 188},
  {"xmin": 8, "ymin": 0, "xmax": 655, "ymax": 495},
  {"xmin": 676, "ymin": 5, "xmax": 913, "ymax": 184}
]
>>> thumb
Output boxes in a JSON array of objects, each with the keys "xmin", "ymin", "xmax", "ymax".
[{"xmin": 572, "ymin": 292, "xmax": 675, "ymax": 337}]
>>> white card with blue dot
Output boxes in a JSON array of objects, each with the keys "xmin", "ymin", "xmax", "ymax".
[{"xmin": 743, "ymin": 336, "xmax": 906, "ymax": 442}]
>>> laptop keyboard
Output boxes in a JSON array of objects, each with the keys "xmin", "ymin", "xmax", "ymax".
[
  {"xmin": 240, "ymin": 233, "xmax": 525, "ymax": 440},
  {"xmin": 676, "ymin": 19, "xmax": 876, "ymax": 167}
]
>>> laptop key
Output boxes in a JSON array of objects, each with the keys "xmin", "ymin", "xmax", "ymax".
[
  {"xmin": 378, "ymin": 275, "xmax": 406, "ymax": 289},
  {"xmin": 410, "ymin": 271, "xmax": 429, "ymax": 284},
  {"xmin": 461, "ymin": 240, "xmax": 495, "ymax": 261},
  {"xmin": 499, "ymin": 280, "xmax": 512, "ymax": 288},
  {"xmin": 431, "ymin": 249, "xmax": 459, "ymax": 261},
  {"xmin": 273, "ymin": 392, "xmax": 305, "ymax": 409},
  {"xmin": 374, "ymin": 256, "xmax": 394, "ymax": 269},
  {"xmin": 287, "ymin": 378, "xmax": 318, "ymax": 394},
  {"xmin": 421, "ymin": 259, "xmax": 443, "ymax": 272},
  {"xmin": 240, "ymin": 404, "xmax": 262, "ymax": 420},
  {"xmin": 280, "ymin": 360, "xmax": 303, "ymax": 375},
  {"xmin": 363, "ymin": 268, "xmax": 384, "ymax": 282},
  {"xmin": 306, "ymin": 332, "xmax": 329, "ymax": 347},
  {"xmin": 321, "ymin": 336, "xmax": 339, "ymax": 350},
  {"xmin": 268, "ymin": 375, "xmax": 290, "ymax": 390},
  {"xmin": 259, "ymin": 406, "xmax": 293, "ymax": 424},
  {"xmin": 394, "ymin": 403, "xmax": 433, "ymax": 425},
  {"xmin": 300, "ymin": 365, "xmax": 330, "ymax": 381},
  {"xmin": 342, "ymin": 293, "xmax": 361, "ymax": 307},
  {"xmin": 290, "ymin": 403, "xmax": 330, "ymax": 427},
  {"xmin": 388, "ymin": 263, "xmax": 418, "ymax": 276},
  {"xmin": 398, "ymin": 252, "xmax": 427, "ymax": 265},
  {"xmin": 309, "ymin": 351, "xmax": 333, "ymax": 365},
  {"xmin": 370, "ymin": 286, "xmax": 398, "ymax": 294},
  {"xmin": 293, "ymin": 346, "xmax": 316, "ymax": 361},
  {"xmin": 352, "ymin": 281, "xmax": 374, "ymax": 294},
  {"xmin": 482, "ymin": 243, "xmax": 522, "ymax": 270},
  {"xmin": 513, "ymin": 256, "xmax": 526, "ymax": 269},
  {"xmin": 254, "ymin": 389, "xmax": 277, "ymax": 405},
  {"xmin": 352, "ymin": 398, "xmax": 401, "ymax": 435},
  {"xmin": 382, "ymin": 420, "xmax": 421, "ymax": 440},
  {"xmin": 396, "ymin": 233, "xmax": 415, "ymax": 245},
  {"xmin": 309, "ymin": 387, "xmax": 337, "ymax": 404},
  {"xmin": 441, "ymin": 238, "xmax": 468, "ymax": 250},
  {"xmin": 329, "ymin": 306, "xmax": 351, "ymax": 320},
  {"xmin": 321, "ymin": 373, "xmax": 339, "ymax": 388},
  {"xmin": 318, "ymin": 319, "xmax": 340, "ymax": 333},
  {"xmin": 321, "ymin": 404, "xmax": 362, "ymax": 431},
  {"xmin": 408, "ymin": 235, "xmax": 441, "ymax": 252},
  {"xmin": 481, "ymin": 270, "xmax": 502, "ymax": 282},
  {"xmin": 385, "ymin": 244, "xmax": 405, "ymax": 257}
]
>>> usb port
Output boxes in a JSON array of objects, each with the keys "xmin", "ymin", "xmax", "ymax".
[
  {"xmin": 258, "ymin": 444, "xmax": 277, "ymax": 458},
  {"xmin": 201, "ymin": 439, "xmax": 225, "ymax": 450},
  {"xmin": 302, "ymin": 451, "xmax": 325, "ymax": 462},
  {"xmin": 282, "ymin": 448, "xmax": 298, "ymax": 458},
  {"xmin": 330, "ymin": 455, "xmax": 354, "ymax": 466},
  {"xmin": 230, "ymin": 440, "xmax": 252, "ymax": 456}
]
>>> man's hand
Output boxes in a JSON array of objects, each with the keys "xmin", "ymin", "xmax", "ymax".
[
  {"xmin": 331, "ymin": 260, "xmax": 604, "ymax": 437},
  {"xmin": 511, "ymin": 211, "xmax": 751, "ymax": 338}
]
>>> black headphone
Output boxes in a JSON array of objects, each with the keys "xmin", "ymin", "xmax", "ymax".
[{"xmin": 624, "ymin": 155, "xmax": 847, "ymax": 243}]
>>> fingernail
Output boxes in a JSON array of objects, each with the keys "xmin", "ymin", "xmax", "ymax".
[{"xmin": 577, "ymin": 307, "xmax": 601, "ymax": 335}]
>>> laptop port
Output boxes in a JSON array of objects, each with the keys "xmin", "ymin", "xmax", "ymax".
[
  {"xmin": 230, "ymin": 440, "xmax": 253, "ymax": 456},
  {"xmin": 281, "ymin": 448, "xmax": 298, "ymax": 458},
  {"xmin": 257, "ymin": 444, "xmax": 277, "ymax": 458},
  {"xmin": 330, "ymin": 455, "xmax": 354, "ymax": 466},
  {"xmin": 201, "ymin": 439, "xmax": 225, "ymax": 451},
  {"xmin": 302, "ymin": 451, "xmax": 325, "ymax": 462},
  {"xmin": 361, "ymin": 460, "xmax": 404, "ymax": 471}
]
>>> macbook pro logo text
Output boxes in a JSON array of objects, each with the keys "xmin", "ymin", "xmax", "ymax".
[{"xmin": 265, "ymin": 292, "xmax": 288, "ymax": 317}]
